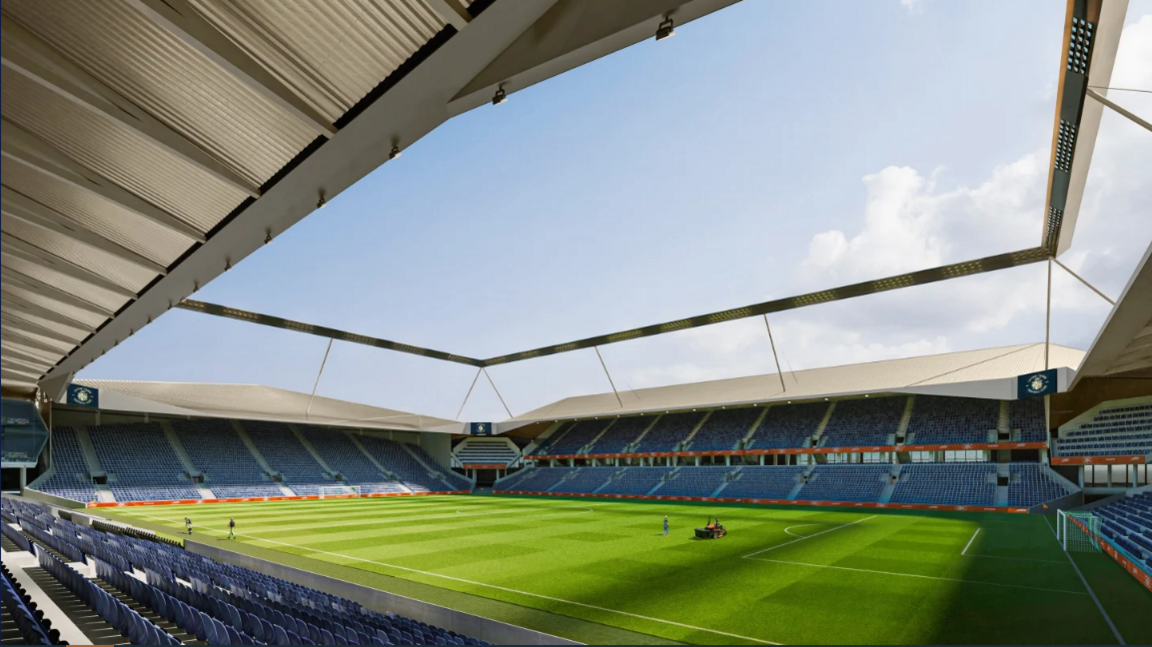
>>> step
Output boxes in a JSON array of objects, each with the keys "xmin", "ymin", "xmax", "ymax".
[
  {"xmin": 159, "ymin": 420, "xmax": 202, "ymax": 478},
  {"xmin": 73, "ymin": 426, "xmax": 104, "ymax": 475},
  {"xmin": 196, "ymin": 485, "xmax": 216, "ymax": 500},
  {"xmin": 995, "ymin": 486, "xmax": 1009, "ymax": 507},
  {"xmin": 278, "ymin": 484, "xmax": 297, "ymax": 497},
  {"xmin": 787, "ymin": 480, "xmax": 806, "ymax": 500},
  {"xmin": 401, "ymin": 444, "xmax": 455, "ymax": 489},
  {"xmin": 625, "ymin": 415, "xmax": 664, "ymax": 453},
  {"xmin": 93, "ymin": 579, "xmax": 199, "ymax": 643},
  {"xmin": 231, "ymin": 420, "xmax": 276, "ymax": 476},
  {"xmin": 895, "ymin": 396, "xmax": 915, "ymax": 440},
  {"xmin": 738, "ymin": 408, "xmax": 768, "ymax": 448},
  {"xmin": 584, "ymin": 418, "xmax": 619, "ymax": 454},
  {"xmin": 346, "ymin": 432, "xmax": 406, "ymax": 487},
  {"xmin": 878, "ymin": 482, "xmax": 896, "ymax": 504},
  {"xmin": 812, "ymin": 401, "xmax": 837, "ymax": 442},
  {"xmin": 287, "ymin": 424, "xmax": 335, "ymax": 475},
  {"xmin": 25, "ymin": 566, "xmax": 125, "ymax": 645},
  {"xmin": 682, "ymin": 410, "xmax": 718, "ymax": 450},
  {"xmin": 95, "ymin": 484, "xmax": 116, "ymax": 503},
  {"xmin": 998, "ymin": 401, "xmax": 1011, "ymax": 433}
]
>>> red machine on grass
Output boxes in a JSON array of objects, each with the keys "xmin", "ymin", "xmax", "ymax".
[{"xmin": 694, "ymin": 516, "xmax": 727, "ymax": 539}]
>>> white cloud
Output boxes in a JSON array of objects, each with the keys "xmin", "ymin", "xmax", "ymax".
[{"xmin": 900, "ymin": 0, "xmax": 923, "ymax": 15}]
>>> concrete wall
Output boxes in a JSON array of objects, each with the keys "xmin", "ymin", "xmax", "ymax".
[
  {"xmin": 21, "ymin": 487, "xmax": 85, "ymax": 510},
  {"xmin": 185, "ymin": 541, "xmax": 577, "ymax": 646},
  {"xmin": 1029, "ymin": 491, "xmax": 1083, "ymax": 514}
]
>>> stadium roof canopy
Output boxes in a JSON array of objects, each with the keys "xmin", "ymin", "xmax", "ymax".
[
  {"xmin": 503, "ymin": 343, "xmax": 1087, "ymax": 428},
  {"xmin": 1072, "ymin": 241, "xmax": 1152, "ymax": 383},
  {"xmin": 72, "ymin": 379, "xmax": 461, "ymax": 432},
  {"xmin": 0, "ymin": 0, "xmax": 739, "ymax": 398}
]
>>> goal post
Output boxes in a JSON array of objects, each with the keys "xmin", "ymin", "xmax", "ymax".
[
  {"xmin": 319, "ymin": 485, "xmax": 361, "ymax": 499},
  {"xmin": 1056, "ymin": 510, "xmax": 1102, "ymax": 553}
]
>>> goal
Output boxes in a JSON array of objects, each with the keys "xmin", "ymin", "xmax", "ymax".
[
  {"xmin": 1056, "ymin": 510, "xmax": 1102, "ymax": 553},
  {"xmin": 319, "ymin": 485, "xmax": 361, "ymax": 499}
]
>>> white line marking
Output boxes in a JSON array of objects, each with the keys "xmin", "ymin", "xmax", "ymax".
[
  {"xmin": 783, "ymin": 523, "xmax": 836, "ymax": 537},
  {"xmin": 961, "ymin": 553, "xmax": 1068, "ymax": 564},
  {"xmin": 961, "ymin": 528, "xmax": 981, "ymax": 555},
  {"xmin": 123, "ymin": 511, "xmax": 782, "ymax": 645},
  {"xmin": 745, "ymin": 557, "xmax": 1089, "ymax": 596},
  {"xmin": 743, "ymin": 515, "xmax": 876, "ymax": 559},
  {"xmin": 1062, "ymin": 549, "xmax": 1125, "ymax": 645},
  {"xmin": 454, "ymin": 507, "xmax": 594, "ymax": 518}
]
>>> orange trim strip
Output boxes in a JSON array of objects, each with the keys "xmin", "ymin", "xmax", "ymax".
[{"xmin": 85, "ymin": 491, "xmax": 470, "ymax": 508}]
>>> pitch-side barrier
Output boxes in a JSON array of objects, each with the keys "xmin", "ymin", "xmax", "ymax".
[{"xmin": 82, "ymin": 490, "xmax": 470, "ymax": 508}]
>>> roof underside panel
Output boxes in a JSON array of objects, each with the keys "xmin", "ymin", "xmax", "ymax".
[
  {"xmin": 186, "ymin": 0, "xmax": 447, "ymax": 122},
  {"xmin": 1, "ymin": 161, "xmax": 194, "ymax": 264},
  {"xmin": 1, "ymin": 68, "xmax": 249, "ymax": 232},
  {"xmin": 0, "ymin": 218, "xmax": 157, "ymax": 292},
  {"xmin": 4, "ymin": 0, "xmax": 319, "ymax": 186},
  {"xmin": 0, "ymin": 255, "xmax": 131, "ymax": 313}
]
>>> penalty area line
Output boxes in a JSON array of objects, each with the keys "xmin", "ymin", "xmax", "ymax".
[
  {"xmin": 744, "ymin": 515, "xmax": 876, "ymax": 559},
  {"xmin": 126, "ymin": 511, "xmax": 783, "ymax": 645},
  {"xmin": 961, "ymin": 528, "xmax": 981, "ymax": 555},
  {"xmin": 745, "ymin": 558, "xmax": 1089, "ymax": 596}
]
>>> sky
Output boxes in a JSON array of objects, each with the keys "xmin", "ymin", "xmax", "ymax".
[{"xmin": 80, "ymin": 0, "xmax": 1152, "ymax": 424}]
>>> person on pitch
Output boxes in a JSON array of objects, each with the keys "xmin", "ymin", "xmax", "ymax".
[
  {"xmin": 185, "ymin": 517, "xmax": 192, "ymax": 536},
  {"xmin": 228, "ymin": 517, "xmax": 236, "ymax": 540},
  {"xmin": 663, "ymin": 515, "xmax": 669, "ymax": 536}
]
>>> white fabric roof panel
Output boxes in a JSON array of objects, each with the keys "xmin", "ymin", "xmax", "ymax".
[
  {"xmin": 75, "ymin": 379, "xmax": 459, "ymax": 432},
  {"xmin": 510, "ymin": 343, "xmax": 1087, "ymax": 423}
]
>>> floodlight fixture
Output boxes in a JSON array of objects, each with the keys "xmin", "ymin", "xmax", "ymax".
[
  {"xmin": 492, "ymin": 85, "xmax": 507, "ymax": 105},
  {"xmin": 316, "ymin": 191, "xmax": 327, "ymax": 209},
  {"xmin": 389, "ymin": 145, "xmax": 402, "ymax": 160},
  {"xmin": 656, "ymin": 17, "xmax": 675, "ymax": 41}
]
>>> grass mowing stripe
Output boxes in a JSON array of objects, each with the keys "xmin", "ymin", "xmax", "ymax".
[
  {"xmin": 743, "ymin": 514, "xmax": 875, "ymax": 558},
  {"xmin": 127, "ymin": 510, "xmax": 783, "ymax": 645},
  {"xmin": 961, "ymin": 527, "xmax": 980, "ymax": 555},
  {"xmin": 744, "ymin": 557, "xmax": 1090, "ymax": 595},
  {"xmin": 1062, "ymin": 549, "xmax": 1125, "ymax": 645}
]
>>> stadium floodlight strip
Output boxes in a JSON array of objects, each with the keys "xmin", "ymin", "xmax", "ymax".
[{"xmin": 180, "ymin": 247, "xmax": 1049, "ymax": 368}]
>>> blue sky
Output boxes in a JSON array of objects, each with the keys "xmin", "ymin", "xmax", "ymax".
[{"xmin": 82, "ymin": 0, "xmax": 1152, "ymax": 423}]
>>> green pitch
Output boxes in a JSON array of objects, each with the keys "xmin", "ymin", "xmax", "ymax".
[{"xmin": 96, "ymin": 495, "xmax": 1151, "ymax": 645}]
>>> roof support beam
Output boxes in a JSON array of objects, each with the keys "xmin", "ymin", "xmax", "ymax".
[
  {"xmin": 0, "ymin": 312, "xmax": 82, "ymax": 345},
  {"xmin": 0, "ymin": 15, "xmax": 260, "ymax": 197},
  {"xmin": 122, "ymin": 0, "xmax": 337, "ymax": 137},
  {"xmin": 1, "ymin": 186, "xmax": 167, "ymax": 274},
  {"xmin": 0, "ymin": 295, "xmax": 97, "ymax": 333},
  {"xmin": 424, "ymin": 0, "xmax": 472, "ymax": 30},
  {"xmin": 1, "ymin": 119, "xmax": 205, "ymax": 242},
  {"xmin": 1086, "ymin": 88, "xmax": 1152, "ymax": 134},
  {"xmin": 1, "ymin": 238, "xmax": 138, "ymax": 298},
  {"xmin": 0, "ymin": 269, "xmax": 116, "ymax": 317}
]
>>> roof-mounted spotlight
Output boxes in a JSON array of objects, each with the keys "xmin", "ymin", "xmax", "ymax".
[
  {"xmin": 655, "ymin": 17, "xmax": 675, "ymax": 41},
  {"xmin": 224, "ymin": 259, "xmax": 232, "ymax": 272},
  {"xmin": 264, "ymin": 229, "xmax": 273, "ymax": 245},
  {"xmin": 389, "ymin": 145, "xmax": 402, "ymax": 160},
  {"xmin": 492, "ymin": 85, "xmax": 507, "ymax": 106},
  {"xmin": 316, "ymin": 191, "xmax": 327, "ymax": 209}
]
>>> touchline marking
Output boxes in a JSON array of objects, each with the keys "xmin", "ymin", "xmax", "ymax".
[
  {"xmin": 962, "ymin": 553, "xmax": 1068, "ymax": 564},
  {"xmin": 1062, "ymin": 548, "xmax": 1125, "ymax": 644},
  {"xmin": 455, "ymin": 507, "xmax": 594, "ymax": 518},
  {"xmin": 783, "ymin": 524, "xmax": 835, "ymax": 537},
  {"xmin": 126, "ymin": 511, "xmax": 782, "ymax": 645},
  {"xmin": 961, "ymin": 528, "xmax": 981, "ymax": 556},
  {"xmin": 745, "ymin": 558, "xmax": 1088, "ymax": 596},
  {"xmin": 743, "ymin": 515, "xmax": 876, "ymax": 559}
]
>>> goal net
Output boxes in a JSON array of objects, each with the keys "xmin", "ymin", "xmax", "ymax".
[
  {"xmin": 1056, "ymin": 510, "xmax": 1102, "ymax": 553},
  {"xmin": 319, "ymin": 485, "xmax": 361, "ymax": 499}
]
